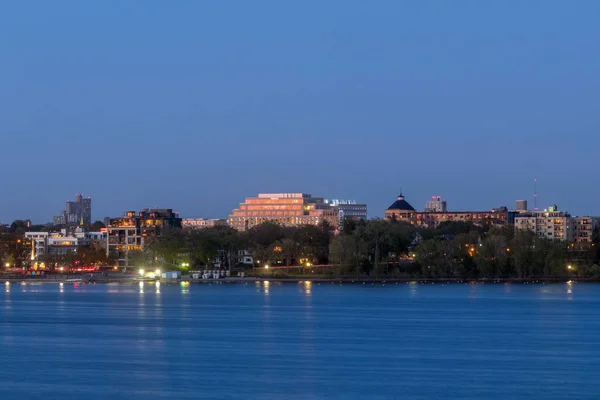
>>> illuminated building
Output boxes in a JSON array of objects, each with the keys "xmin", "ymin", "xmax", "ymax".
[
  {"xmin": 574, "ymin": 217, "xmax": 594, "ymax": 243},
  {"xmin": 514, "ymin": 206, "xmax": 574, "ymax": 242},
  {"xmin": 417, "ymin": 209, "xmax": 508, "ymax": 228},
  {"xmin": 384, "ymin": 192, "xmax": 508, "ymax": 227},
  {"xmin": 107, "ymin": 209, "xmax": 182, "ymax": 267},
  {"xmin": 425, "ymin": 196, "xmax": 447, "ymax": 212},
  {"xmin": 324, "ymin": 199, "xmax": 368, "ymax": 227},
  {"xmin": 514, "ymin": 206, "xmax": 595, "ymax": 243},
  {"xmin": 228, "ymin": 193, "xmax": 356, "ymax": 231},
  {"xmin": 385, "ymin": 193, "xmax": 416, "ymax": 222},
  {"xmin": 53, "ymin": 194, "xmax": 92, "ymax": 226},
  {"xmin": 182, "ymin": 218, "xmax": 228, "ymax": 229},
  {"xmin": 25, "ymin": 228, "xmax": 107, "ymax": 260}
]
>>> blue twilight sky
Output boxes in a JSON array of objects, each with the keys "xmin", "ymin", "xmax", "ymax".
[{"xmin": 1, "ymin": 1, "xmax": 599, "ymax": 223}]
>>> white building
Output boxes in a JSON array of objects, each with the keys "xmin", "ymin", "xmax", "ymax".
[
  {"xmin": 182, "ymin": 218, "xmax": 228, "ymax": 229},
  {"xmin": 25, "ymin": 228, "xmax": 107, "ymax": 260},
  {"xmin": 425, "ymin": 196, "xmax": 448, "ymax": 212},
  {"xmin": 513, "ymin": 205, "xmax": 594, "ymax": 243}
]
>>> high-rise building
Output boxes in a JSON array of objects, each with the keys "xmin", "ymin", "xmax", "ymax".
[
  {"xmin": 54, "ymin": 194, "xmax": 92, "ymax": 226},
  {"xmin": 425, "ymin": 196, "xmax": 447, "ymax": 212},
  {"xmin": 107, "ymin": 209, "xmax": 182, "ymax": 268},
  {"xmin": 516, "ymin": 200, "xmax": 528, "ymax": 211},
  {"xmin": 574, "ymin": 217, "xmax": 594, "ymax": 243},
  {"xmin": 228, "ymin": 193, "xmax": 354, "ymax": 231},
  {"xmin": 514, "ymin": 206, "xmax": 575, "ymax": 242}
]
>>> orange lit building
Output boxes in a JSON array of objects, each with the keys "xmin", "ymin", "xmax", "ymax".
[
  {"xmin": 416, "ymin": 210, "xmax": 508, "ymax": 228},
  {"xmin": 229, "ymin": 193, "xmax": 345, "ymax": 231},
  {"xmin": 384, "ymin": 192, "xmax": 508, "ymax": 228}
]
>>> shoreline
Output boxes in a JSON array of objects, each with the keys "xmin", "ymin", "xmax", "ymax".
[{"xmin": 1, "ymin": 276, "xmax": 594, "ymax": 284}]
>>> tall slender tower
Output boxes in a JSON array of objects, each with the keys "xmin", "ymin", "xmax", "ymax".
[{"xmin": 534, "ymin": 178, "xmax": 538, "ymax": 211}]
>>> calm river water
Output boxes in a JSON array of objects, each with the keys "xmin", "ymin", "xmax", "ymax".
[{"xmin": 1, "ymin": 280, "xmax": 599, "ymax": 399}]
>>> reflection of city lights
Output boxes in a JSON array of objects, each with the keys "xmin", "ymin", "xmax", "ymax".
[
  {"xmin": 139, "ymin": 281, "xmax": 144, "ymax": 293},
  {"xmin": 304, "ymin": 280, "xmax": 312, "ymax": 295},
  {"xmin": 155, "ymin": 281, "xmax": 161, "ymax": 293},
  {"xmin": 4, "ymin": 281, "xmax": 9, "ymax": 286},
  {"xmin": 264, "ymin": 280, "xmax": 270, "ymax": 294}
]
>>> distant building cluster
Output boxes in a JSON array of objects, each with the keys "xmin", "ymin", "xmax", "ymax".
[
  {"xmin": 4, "ymin": 188, "xmax": 598, "ymax": 270},
  {"xmin": 53, "ymin": 194, "xmax": 92, "ymax": 226},
  {"xmin": 384, "ymin": 193, "xmax": 596, "ymax": 243}
]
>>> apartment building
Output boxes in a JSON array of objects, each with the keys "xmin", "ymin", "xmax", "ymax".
[
  {"xmin": 107, "ymin": 209, "xmax": 182, "ymax": 267},
  {"xmin": 514, "ymin": 206, "xmax": 576, "ymax": 242}
]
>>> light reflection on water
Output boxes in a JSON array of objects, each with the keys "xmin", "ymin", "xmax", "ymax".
[{"xmin": 1, "ymin": 282, "xmax": 599, "ymax": 400}]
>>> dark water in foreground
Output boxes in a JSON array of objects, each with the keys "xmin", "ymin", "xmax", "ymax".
[{"xmin": 1, "ymin": 281, "xmax": 599, "ymax": 399}]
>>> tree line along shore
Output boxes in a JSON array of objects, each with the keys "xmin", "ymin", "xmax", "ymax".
[{"xmin": 2, "ymin": 219, "xmax": 599, "ymax": 281}]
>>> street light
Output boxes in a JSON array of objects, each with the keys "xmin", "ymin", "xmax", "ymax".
[
  {"xmin": 155, "ymin": 269, "xmax": 161, "ymax": 276},
  {"xmin": 567, "ymin": 265, "xmax": 572, "ymax": 270},
  {"xmin": 264, "ymin": 265, "xmax": 269, "ymax": 270},
  {"xmin": 139, "ymin": 269, "xmax": 145, "ymax": 276}
]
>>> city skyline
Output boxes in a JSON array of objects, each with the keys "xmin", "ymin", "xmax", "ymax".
[
  {"xmin": 0, "ymin": 184, "xmax": 596, "ymax": 225},
  {"xmin": 2, "ymin": 1, "xmax": 600, "ymax": 222}
]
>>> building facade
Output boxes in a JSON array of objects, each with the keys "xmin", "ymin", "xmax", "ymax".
[
  {"xmin": 25, "ymin": 228, "xmax": 107, "ymax": 260},
  {"xmin": 574, "ymin": 217, "xmax": 594, "ymax": 243},
  {"xmin": 514, "ymin": 209, "xmax": 574, "ymax": 242},
  {"xmin": 516, "ymin": 200, "xmax": 528, "ymax": 211},
  {"xmin": 182, "ymin": 218, "xmax": 228, "ymax": 229},
  {"xmin": 425, "ymin": 196, "xmax": 447, "ymax": 212},
  {"xmin": 324, "ymin": 199, "xmax": 368, "ymax": 228},
  {"xmin": 417, "ymin": 210, "xmax": 508, "ymax": 228},
  {"xmin": 53, "ymin": 194, "xmax": 92, "ymax": 226},
  {"xmin": 228, "ymin": 193, "xmax": 360, "ymax": 231},
  {"xmin": 107, "ymin": 209, "xmax": 182, "ymax": 267}
]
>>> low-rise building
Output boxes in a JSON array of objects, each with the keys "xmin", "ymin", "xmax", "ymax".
[
  {"xmin": 182, "ymin": 218, "xmax": 228, "ymax": 229},
  {"xmin": 25, "ymin": 228, "xmax": 107, "ymax": 260},
  {"xmin": 324, "ymin": 199, "xmax": 368, "ymax": 227},
  {"xmin": 107, "ymin": 208, "xmax": 182, "ymax": 267},
  {"xmin": 417, "ymin": 210, "xmax": 508, "ymax": 228}
]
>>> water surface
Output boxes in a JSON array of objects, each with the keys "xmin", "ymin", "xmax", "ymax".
[{"xmin": 1, "ymin": 281, "xmax": 598, "ymax": 399}]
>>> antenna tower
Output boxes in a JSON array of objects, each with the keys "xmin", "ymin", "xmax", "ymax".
[{"xmin": 534, "ymin": 178, "xmax": 538, "ymax": 211}]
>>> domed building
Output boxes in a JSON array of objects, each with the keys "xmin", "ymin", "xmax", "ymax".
[{"xmin": 385, "ymin": 193, "xmax": 416, "ymax": 223}]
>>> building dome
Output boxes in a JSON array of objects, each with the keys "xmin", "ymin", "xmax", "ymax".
[{"xmin": 387, "ymin": 193, "xmax": 415, "ymax": 211}]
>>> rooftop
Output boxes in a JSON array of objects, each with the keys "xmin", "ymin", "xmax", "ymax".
[{"xmin": 387, "ymin": 194, "xmax": 415, "ymax": 211}]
